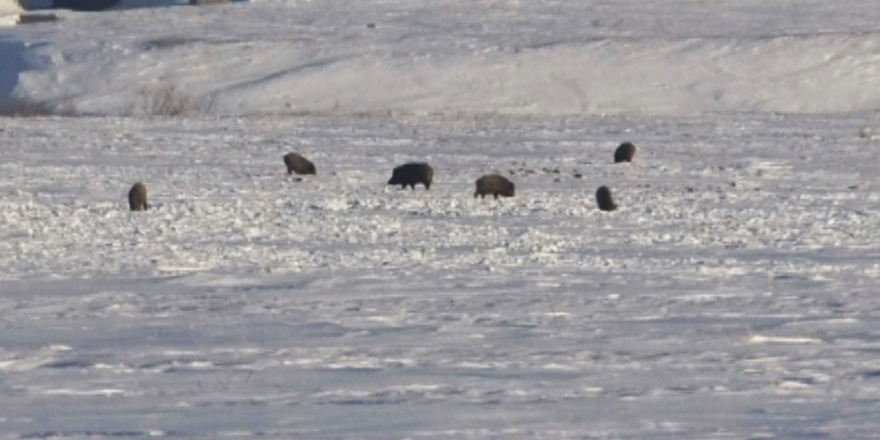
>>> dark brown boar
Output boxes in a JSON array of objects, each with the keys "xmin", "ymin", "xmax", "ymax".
[
  {"xmin": 388, "ymin": 162, "xmax": 433, "ymax": 190},
  {"xmin": 128, "ymin": 182, "xmax": 149, "ymax": 211},
  {"xmin": 614, "ymin": 142, "xmax": 637, "ymax": 163},
  {"xmin": 596, "ymin": 185, "xmax": 617, "ymax": 211},
  {"xmin": 474, "ymin": 174, "xmax": 515, "ymax": 199},
  {"xmin": 283, "ymin": 153, "xmax": 316, "ymax": 175}
]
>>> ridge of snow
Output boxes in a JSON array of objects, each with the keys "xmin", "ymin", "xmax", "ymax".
[{"xmin": 2, "ymin": 0, "xmax": 880, "ymax": 116}]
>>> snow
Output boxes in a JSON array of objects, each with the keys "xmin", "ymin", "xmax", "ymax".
[
  {"xmin": 1, "ymin": 1, "xmax": 880, "ymax": 439},
  {"xmin": 0, "ymin": 0, "xmax": 21, "ymax": 14},
  {"xmin": 3, "ymin": 0, "xmax": 880, "ymax": 116},
  {"xmin": 0, "ymin": 0, "xmax": 21, "ymax": 27}
]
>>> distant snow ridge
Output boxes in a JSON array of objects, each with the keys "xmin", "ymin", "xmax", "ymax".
[{"xmin": 3, "ymin": 1, "xmax": 880, "ymax": 116}]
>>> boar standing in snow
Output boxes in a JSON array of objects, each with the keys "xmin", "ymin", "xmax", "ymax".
[
  {"xmin": 596, "ymin": 185, "xmax": 617, "ymax": 211},
  {"xmin": 388, "ymin": 162, "xmax": 433, "ymax": 190},
  {"xmin": 474, "ymin": 174, "xmax": 515, "ymax": 199},
  {"xmin": 283, "ymin": 153, "xmax": 316, "ymax": 175},
  {"xmin": 614, "ymin": 142, "xmax": 637, "ymax": 163},
  {"xmin": 128, "ymin": 182, "xmax": 149, "ymax": 211}
]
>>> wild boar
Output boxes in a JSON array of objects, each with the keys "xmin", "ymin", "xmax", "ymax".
[
  {"xmin": 283, "ymin": 153, "xmax": 316, "ymax": 175},
  {"xmin": 128, "ymin": 182, "xmax": 149, "ymax": 211},
  {"xmin": 596, "ymin": 185, "xmax": 617, "ymax": 211},
  {"xmin": 614, "ymin": 142, "xmax": 637, "ymax": 163},
  {"xmin": 388, "ymin": 162, "xmax": 433, "ymax": 190},
  {"xmin": 474, "ymin": 174, "xmax": 515, "ymax": 199}
]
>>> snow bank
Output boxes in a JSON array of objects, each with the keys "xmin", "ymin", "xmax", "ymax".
[
  {"xmin": 2, "ymin": 0, "xmax": 880, "ymax": 116},
  {"xmin": 0, "ymin": 0, "xmax": 22, "ymax": 13},
  {"xmin": 0, "ymin": 0, "xmax": 21, "ymax": 27}
]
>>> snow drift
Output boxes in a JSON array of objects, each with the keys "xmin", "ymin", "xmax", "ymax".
[
  {"xmin": 0, "ymin": 0, "xmax": 22, "ymax": 13},
  {"xmin": 2, "ymin": 0, "xmax": 880, "ymax": 116},
  {"xmin": 0, "ymin": 0, "xmax": 22, "ymax": 27}
]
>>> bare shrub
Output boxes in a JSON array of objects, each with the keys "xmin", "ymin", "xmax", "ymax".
[
  {"xmin": 142, "ymin": 37, "xmax": 196, "ymax": 51},
  {"xmin": 190, "ymin": 0, "xmax": 231, "ymax": 5},
  {"xmin": 126, "ymin": 84, "xmax": 196, "ymax": 117},
  {"xmin": 0, "ymin": 98, "xmax": 55, "ymax": 117},
  {"xmin": 54, "ymin": 0, "xmax": 123, "ymax": 11},
  {"xmin": 0, "ymin": 97, "xmax": 79, "ymax": 117},
  {"xmin": 18, "ymin": 13, "xmax": 61, "ymax": 24},
  {"xmin": 859, "ymin": 109, "xmax": 880, "ymax": 142}
]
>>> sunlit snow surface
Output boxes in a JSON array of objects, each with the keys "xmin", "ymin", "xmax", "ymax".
[
  {"xmin": 2, "ymin": 0, "xmax": 880, "ymax": 438},
  {"xmin": 1, "ymin": 114, "xmax": 879, "ymax": 439},
  {"xmin": 4, "ymin": 0, "xmax": 880, "ymax": 116}
]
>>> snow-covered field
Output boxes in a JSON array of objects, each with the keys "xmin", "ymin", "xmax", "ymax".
[{"xmin": 2, "ymin": 1, "xmax": 880, "ymax": 439}]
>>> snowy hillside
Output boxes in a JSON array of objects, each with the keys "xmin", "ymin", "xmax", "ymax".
[
  {"xmin": 2, "ymin": 0, "xmax": 880, "ymax": 116},
  {"xmin": 2, "ymin": 1, "xmax": 880, "ymax": 439}
]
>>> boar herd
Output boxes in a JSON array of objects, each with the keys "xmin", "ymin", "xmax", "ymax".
[{"xmin": 128, "ymin": 141, "xmax": 638, "ymax": 213}]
